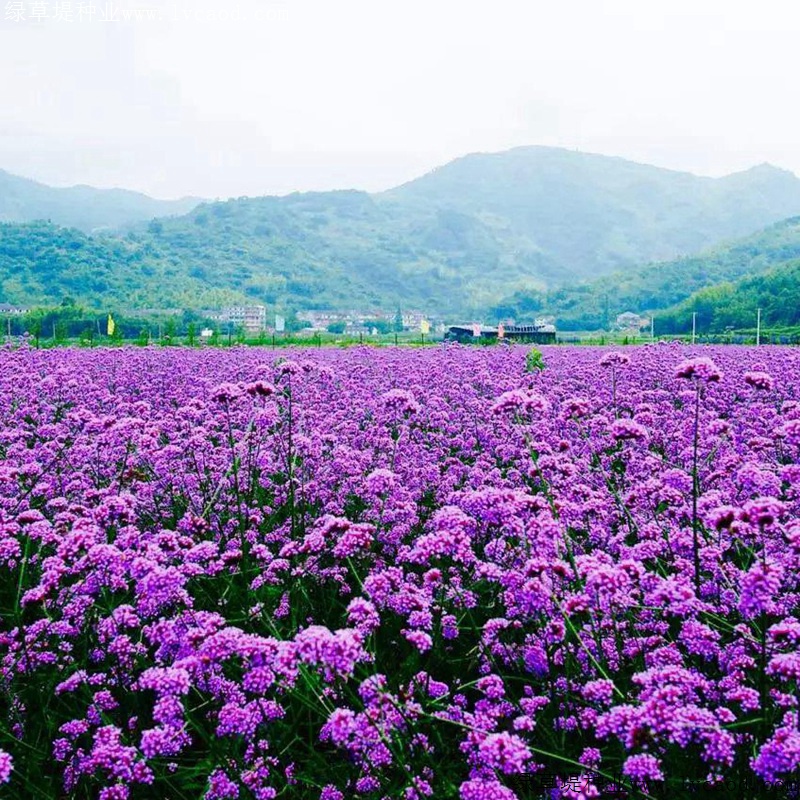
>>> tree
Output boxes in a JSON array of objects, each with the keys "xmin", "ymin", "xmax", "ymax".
[
  {"xmin": 365, "ymin": 319, "xmax": 392, "ymax": 334},
  {"xmin": 26, "ymin": 313, "xmax": 44, "ymax": 348},
  {"xmin": 393, "ymin": 308, "xmax": 404, "ymax": 333},
  {"xmin": 327, "ymin": 322, "xmax": 346, "ymax": 334},
  {"xmin": 163, "ymin": 318, "xmax": 177, "ymax": 345}
]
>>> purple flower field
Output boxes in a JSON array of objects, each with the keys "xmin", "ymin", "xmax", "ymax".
[{"xmin": 0, "ymin": 342, "xmax": 799, "ymax": 799}]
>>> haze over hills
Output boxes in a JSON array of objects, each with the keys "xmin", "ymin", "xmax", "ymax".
[
  {"xmin": 501, "ymin": 215, "xmax": 800, "ymax": 330},
  {"xmin": 2, "ymin": 146, "xmax": 800, "ymax": 318},
  {"xmin": 654, "ymin": 263, "xmax": 800, "ymax": 335},
  {"xmin": 382, "ymin": 148, "xmax": 800, "ymax": 280},
  {"xmin": 654, "ymin": 241, "xmax": 800, "ymax": 334},
  {"xmin": 0, "ymin": 169, "xmax": 202, "ymax": 232}
]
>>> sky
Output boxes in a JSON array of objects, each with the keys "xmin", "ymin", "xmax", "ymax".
[{"xmin": 1, "ymin": 0, "xmax": 799, "ymax": 200}]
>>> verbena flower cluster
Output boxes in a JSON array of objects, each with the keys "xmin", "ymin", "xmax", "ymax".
[{"xmin": 0, "ymin": 342, "xmax": 798, "ymax": 799}]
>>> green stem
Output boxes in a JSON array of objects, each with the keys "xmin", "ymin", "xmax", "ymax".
[{"xmin": 691, "ymin": 385, "xmax": 702, "ymax": 593}]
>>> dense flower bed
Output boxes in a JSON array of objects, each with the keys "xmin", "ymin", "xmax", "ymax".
[{"xmin": 0, "ymin": 342, "xmax": 798, "ymax": 799}]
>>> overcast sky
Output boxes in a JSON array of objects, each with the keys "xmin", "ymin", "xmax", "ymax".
[{"xmin": 1, "ymin": 0, "xmax": 799, "ymax": 199}]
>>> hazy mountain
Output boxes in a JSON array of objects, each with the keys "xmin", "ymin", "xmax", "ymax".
[
  {"xmin": 652, "ymin": 260, "xmax": 800, "ymax": 335},
  {"xmin": 3, "ymin": 147, "xmax": 800, "ymax": 316},
  {"xmin": 517, "ymin": 215, "xmax": 800, "ymax": 330},
  {"xmin": 383, "ymin": 148, "xmax": 800, "ymax": 280},
  {"xmin": 0, "ymin": 169, "xmax": 202, "ymax": 232}
]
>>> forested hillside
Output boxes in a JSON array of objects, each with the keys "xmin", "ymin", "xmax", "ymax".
[{"xmin": 3, "ymin": 148, "xmax": 800, "ymax": 317}]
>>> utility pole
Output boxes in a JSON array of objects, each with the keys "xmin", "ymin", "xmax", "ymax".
[
  {"xmin": 692, "ymin": 312, "xmax": 697, "ymax": 345},
  {"xmin": 650, "ymin": 317, "xmax": 654, "ymax": 341},
  {"xmin": 756, "ymin": 308, "xmax": 762, "ymax": 347}
]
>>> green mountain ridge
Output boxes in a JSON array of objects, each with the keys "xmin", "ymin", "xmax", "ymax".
[
  {"xmin": 383, "ymin": 148, "xmax": 800, "ymax": 280},
  {"xmin": 0, "ymin": 169, "xmax": 202, "ymax": 232},
  {"xmin": 512, "ymin": 215, "xmax": 800, "ymax": 329},
  {"xmin": 3, "ymin": 147, "xmax": 800, "ymax": 316},
  {"xmin": 655, "ymin": 249, "xmax": 800, "ymax": 334}
]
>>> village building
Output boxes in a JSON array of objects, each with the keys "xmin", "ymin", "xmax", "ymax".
[
  {"xmin": 297, "ymin": 309, "xmax": 432, "ymax": 332},
  {"xmin": 0, "ymin": 304, "xmax": 29, "ymax": 315},
  {"xmin": 615, "ymin": 311, "xmax": 649, "ymax": 332},
  {"xmin": 204, "ymin": 305, "xmax": 267, "ymax": 334},
  {"xmin": 445, "ymin": 323, "xmax": 557, "ymax": 344}
]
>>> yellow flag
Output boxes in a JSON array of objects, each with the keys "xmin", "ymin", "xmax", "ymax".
[
  {"xmin": 107, "ymin": 314, "xmax": 116, "ymax": 336},
  {"xmin": 420, "ymin": 319, "xmax": 430, "ymax": 335}
]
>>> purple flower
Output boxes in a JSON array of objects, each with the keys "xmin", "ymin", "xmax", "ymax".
[
  {"xmin": 780, "ymin": 418, "xmax": 800, "ymax": 446},
  {"xmin": 476, "ymin": 732, "xmax": 532, "ymax": 774},
  {"xmin": 277, "ymin": 359, "xmax": 302, "ymax": 377},
  {"xmin": 403, "ymin": 630, "xmax": 433, "ymax": 653},
  {"xmin": 741, "ymin": 497, "xmax": 784, "ymax": 527},
  {"xmin": 293, "ymin": 626, "xmax": 369, "ymax": 680},
  {"xmin": 331, "ymin": 521, "xmax": 375, "ymax": 559},
  {"xmin": 0, "ymin": 750, "xmax": 11, "ymax": 784},
  {"xmin": 99, "ymin": 787, "xmax": 130, "ymax": 800},
  {"xmin": 136, "ymin": 667, "xmax": 191, "ymax": 696},
  {"xmin": 767, "ymin": 653, "xmax": 800, "ymax": 681},
  {"xmin": 206, "ymin": 768, "xmax": 240, "ymax": 799},
  {"xmin": 491, "ymin": 389, "xmax": 550, "ymax": 416},
  {"xmin": 752, "ymin": 712, "xmax": 800, "ymax": 784},
  {"xmin": 744, "ymin": 371, "xmax": 774, "ymax": 391},
  {"xmin": 610, "ymin": 419, "xmax": 648, "ymax": 442},
  {"xmin": 141, "ymin": 726, "xmax": 190, "ymax": 758},
  {"xmin": 210, "ymin": 382, "xmax": 244, "ymax": 402},
  {"xmin": 406, "ymin": 506, "xmax": 475, "ymax": 565},
  {"xmin": 622, "ymin": 753, "xmax": 664, "ymax": 781},
  {"xmin": 459, "ymin": 778, "xmax": 518, "ymax": 800},
  {"xmin": 599, "ymin": 351, "xmax": 630, "ymax": 367},
  {"xmin": 245, "ymin": 381, "xmax": 276, "ymax": 397},
  {"xmin": 346, "ymin": 597, "xmax": 380, "ymax": 634},
  {"xmin": 380, "ymin": 389, "xmax": 420, "ymax": 415},
  {"xmin": 738, "ymin": 561, "xmax": 783, "ymax": 619},
  {"xmin": 674, "ymin": 356, "xmax": 722, "ymax": 383},
  {"xmin": 321, "ymin": 708, "xmax": 357, "ymax": 748},
  {"xmin": 476, "ymin": 674, "xmax": 505, "ymax": 699},
  {"xmin": 562, "ymin": 396, "xmax": 592, "ymax": 418}
]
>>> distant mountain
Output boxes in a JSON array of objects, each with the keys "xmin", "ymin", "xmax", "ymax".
[
  {"xmin": 382, "ymin": 148, "xmax": 800, "ymax": 281},
  {"xmin": 139, "ymin": 190, "xmax": 531, "ymax": 314},
  {"xmin": 654, "ymin": 247, "xmax": 800, "ymax": 334},
  {"xmin": 0, "ymin": 169, "xmax": 202, "ymax": 232},
  {"xmin": 3, "ymin": 147, "xmax": 800, "ymax": 315},
  {"xmin": 506, "ymin": 215, "xmax": 800, "ymax": 330},
  {"xmin": 655, "ymin": 217, "xmax": 800, "ymax": 334}
]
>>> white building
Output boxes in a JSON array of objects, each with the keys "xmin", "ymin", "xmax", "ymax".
[
  {"xmin": 615, "ymin": 312, "xmax": 648, "ymax": 332},
  {"xmin": 0, "ymin": 304, "xmax": 29, "ymax": 315},
  {"xmin": 207, "ymin": 306, "xmax": 267, "ymax": 334}
]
